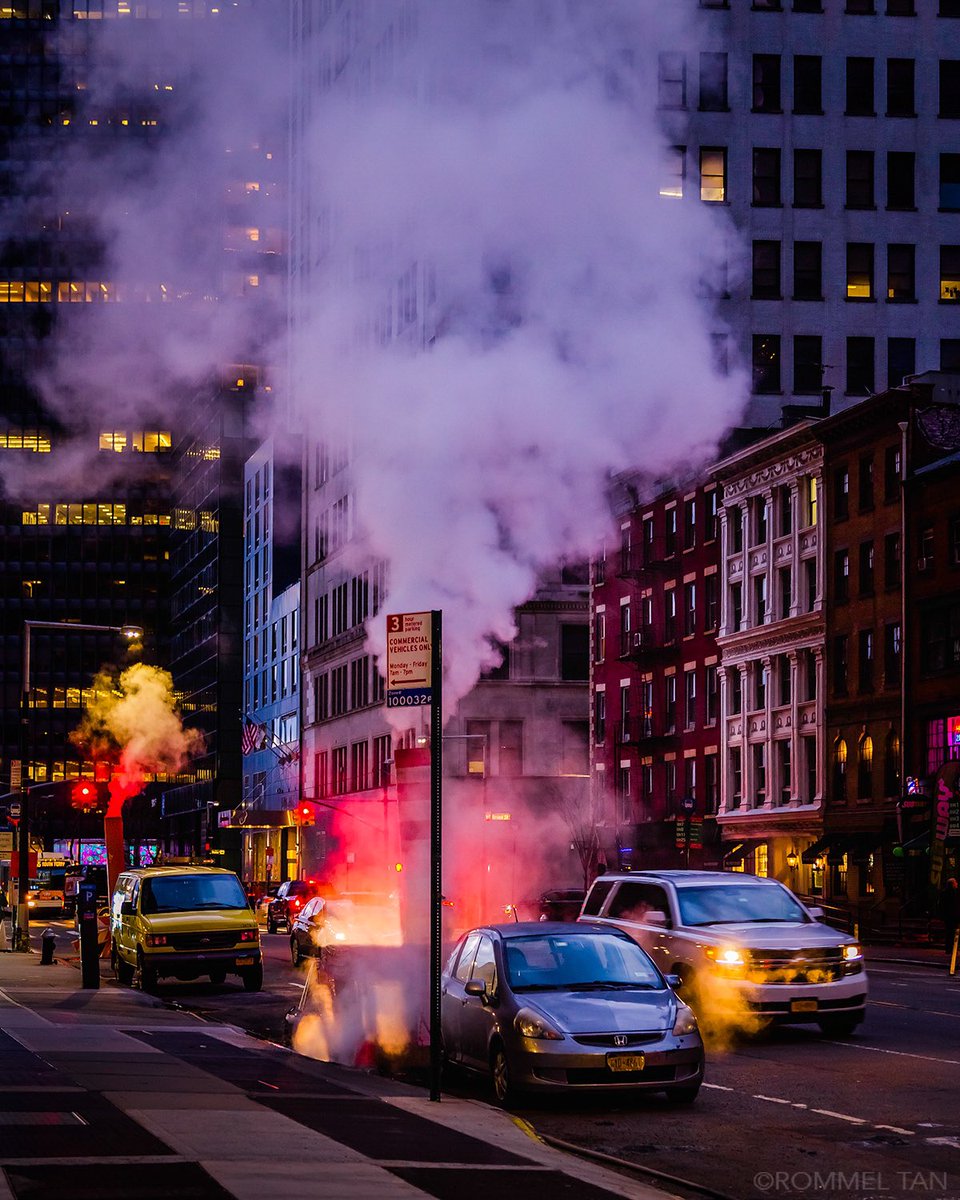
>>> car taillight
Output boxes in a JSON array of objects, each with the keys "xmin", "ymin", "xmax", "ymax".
[
  {"xmin": 294, "ymin": 898, "xmax": 302, "ymax": 908},
  {"xmin": 239, "ymin": 929, "xmax": 258, "ymax": 942},
  {"xmin": 145, "ymin": 934, "xmax": 168, "ymax": 947}
]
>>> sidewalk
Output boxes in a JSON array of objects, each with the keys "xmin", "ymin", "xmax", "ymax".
[
  {"xmin": 865, "ymin": 944, "xmax": 958, "ymax": 971},
  {"xmin": 0, "ymin": 949, "xmax": 672, "ymax": 1200}
]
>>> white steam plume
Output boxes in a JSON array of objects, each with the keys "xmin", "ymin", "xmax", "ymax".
[{"xmin": 293, "ymin": 0, "xmax": 747, "ymax": 712}]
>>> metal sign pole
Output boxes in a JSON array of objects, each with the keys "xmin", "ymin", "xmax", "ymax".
[{"xmin": 429, "ymin": 610, "xmax": 443, "ymax": 1102}]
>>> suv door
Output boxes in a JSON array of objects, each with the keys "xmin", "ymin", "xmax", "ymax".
[{"xmin": 605, "ymin": 881, "xmax": 674, "ymax": 965}]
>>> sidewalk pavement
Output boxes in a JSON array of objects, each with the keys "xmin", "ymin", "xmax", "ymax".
[
  {"xmin": 864, "ymin": 944, "xmax": 959, "ymax": 971},
  {"xmin": 0, "ymin": 948, "xmax": 672, "ymax": 1200}
]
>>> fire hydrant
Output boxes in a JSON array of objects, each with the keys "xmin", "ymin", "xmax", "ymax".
[{"xmin": 40, "ymin": 927, "xmax": 56, "ymax": 966}]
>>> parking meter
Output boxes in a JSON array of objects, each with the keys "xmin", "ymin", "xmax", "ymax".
[{"xmin": 77, "ymin": 880, "xmax": 100, "ymax": 990}]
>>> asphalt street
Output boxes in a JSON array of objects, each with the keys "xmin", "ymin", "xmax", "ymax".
[{"xmin": 36, "ymin": 921, "xmax": 960, "ymax": 1200}]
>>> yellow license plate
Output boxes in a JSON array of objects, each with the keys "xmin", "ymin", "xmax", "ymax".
[
  {"xmin": 791, "ymin": 999, "xmax": 818, "ymax": 1013},
  {"xmin": 607, "ymin": 1053, "xmax": 645, "ymax": 1072},
  {"xmin": 236, "ymin": 956, "xmax": 255, "ymax": 966}
]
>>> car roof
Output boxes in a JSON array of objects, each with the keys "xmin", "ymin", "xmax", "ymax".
[
  {"xmin": 595, "ymin": 870, "xmax": 780, "ymax": 888},
  {"xmin": 118, "ymin": 866, "xmax": 237, "ymax": 879},
  {"xmin": 469, "ymin": 921, "xmax": 631, "ymax": 939}
]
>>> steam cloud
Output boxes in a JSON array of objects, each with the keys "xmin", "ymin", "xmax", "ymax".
[{"xmin": 74, "ymin": 663, "xmax": 203, "ymax": 816}]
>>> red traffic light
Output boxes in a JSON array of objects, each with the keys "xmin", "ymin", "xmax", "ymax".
[
  {"xmin": 71, "ymin": 781, "xmax": 98, "ymax": 811},
  {"xmin": 298, "ymin": 803, "xmax": 316, "ymax": 826}
]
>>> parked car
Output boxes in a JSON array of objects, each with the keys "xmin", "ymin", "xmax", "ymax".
[
  {"xmin": 538, "ymin": 888, "xmax": 586, "ymax": 922},
  {"xmin": 255, "ymin": 884, "xmax": 280, "ymax": 927},
  {"xmin": 267, "ymin": 880, "xmax": 321, "ymax": 933},
  {"xmin": 110, "ymin": 866, "xmax": 262, "ymax": 992},
  {"xmin": 441, "ymin": 921, "xmax": 704, "ymax": 1106},
  {"xmin": 289, "ymin": 895, "xmax": 327, "ymax": 965},
  {"xmin": 579, "ymin": 870, "xmax": 867, "ymax": 1037}
]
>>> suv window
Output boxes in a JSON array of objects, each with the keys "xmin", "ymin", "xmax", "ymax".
[
  {"xmin": 608, "ymin": 882, "xmax": 672, "ymax": 923},
  {"xmin": 454, "ymin": 933, "xmax": 481, "ymax": 982},
  {"xmin": 285, "ymin": 881, "xmax": 312, "ymax": 896},
  {"xmin": 581, "ymin": 880, "xmax": 615, "ymax": 916},
  {"xmin": 471, "ymin": 935, "xmax": 498, "ymax": 993}
]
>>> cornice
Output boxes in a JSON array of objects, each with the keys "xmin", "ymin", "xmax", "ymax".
[{"xmin": 721, "ymin": 442, "xmax": 824, "ymax": 498}]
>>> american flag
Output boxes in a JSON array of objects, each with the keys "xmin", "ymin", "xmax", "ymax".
[{"xmin": 241, "ymin": 721, "xmax": 266, "ymax": 755}]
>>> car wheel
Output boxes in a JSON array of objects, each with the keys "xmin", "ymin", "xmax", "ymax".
[
  {"xmin": 136, "ymin": 948, "xmax": 158, "ymax": 993},
  {"xmin": 267, "ymin": 918, "xmax": 278, "ymax": 935},
  {"xmin": 818, "ymin": 1014, "xmax": 862, "ymax": 1038},
  {"xmin": 209, "ymin": 969, "xmax": 227, "ymax": 986},
  {"xmin": 490, "ymin": 1042, "xmax": 520, "ymax": 1108},
  {"xmin": 241, "ymin": 963, "xmax": 263, "ymax": 992},
  {"xmin": 665, "ymin": 1081, "xmax": 702, "ymax": 1104},
  {"xmin": 112, "ymin": 943, "xmax": 134, "ymax": 986},
  {"xmin": 291, "ymin": 936, "xmax": 302, "ymax": 966}
]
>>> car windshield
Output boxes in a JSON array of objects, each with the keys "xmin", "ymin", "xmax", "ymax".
[
  {"xmin": 141, "ymin": 874, "xmax": 248, "ymax": 914},
  {"xmin": 676, "ymin": 883, "xmax": 808, "ymax": 927},
  {"xmin": 504, "ymin": 932, "xmax": 662, "ymax": 991}
]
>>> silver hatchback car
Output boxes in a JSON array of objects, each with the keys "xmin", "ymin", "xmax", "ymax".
[{"xmin": 441, "ymin": 921, "xmax": 704, "ymax": 1106}]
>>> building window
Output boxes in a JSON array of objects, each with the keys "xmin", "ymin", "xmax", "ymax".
[
  {"xmin": 940, "ymin": 246, "xmax": 960, "ymax": 302},
  {"xmin": 846, "ymin": 337, "xmax": 875, "ymax": 396},
  {"xmin": 834, "ymin": 465, "xmax": 850, "ymax": 520},
  {"xmin": 941, "ymin": 154, "xmax": 960, "ymax": 210},
  {"xmin": 753, "ymin": 148, "xmax": 781, "ymax": 206},
  {"xmin": 753, "ymin": 744, "xmax": 767, "ymax": 806},
  {"xmin": 706, "ymin": 665, "xmax": 719, "ymax": 724},
  {"xmin": 755, "ymin": 575, "xmax": 768, "ymax": 625},
  {"xmin": 594, "ymin": 612, "xmax": 606, "ymax": 663},
  {"xmin": 942, "ymin": 0, "xmax": 960, "ymax": 14},
  {"xmin": 752, "ymin": 240, "xmax": 781, "ymax": 299},
  {"xmin": 884, "ymin": 445, "xmax": 902, "ymax": 504},
  {"xmin": 372, "ymin": 735, "xmax": 392, "ymax": 789},
  {"xmin": 857, "ymin": 735, "xmax": 873, "ymax": 798},
  {"xmin": 350, "ymin": 740, "xmax": 369, "ymax": 792},
  {"xmin": 884, "ymin": 622, "xmax": 902, "ymax": 687},
  {"xmin": 731, "ymin": 746, "xmax": 743, "ymax": 810},
  {"xmin": 859, "ymin": 540, "xmax": 875, "ymax": 594},
  {"xmin": 834, "ymin": 633, "xmax": 849, "ymax": 697},
  {"xmin": 684, "ymin": 582, "xmax": 697, "ymax": 636},
  {"xmin": 700, "ymin": 147, "xmax": 726, "ymax": 202},
  {"xmin": 731, "ymin": 667, "xmax": 743, "ymax": 715},
  {"xmin": 730, "ymin": 581, "xmax": 743, "ymax": 632},
  {"xmin": 859, "ymin": 629, "xmax": 875, "ymax": 692},
  {"xmin": 665, "ymin": 675, "xmax": 677, "ymax": 733},
  {"xmin": 920, "ymin": 602, "xmax": 960, "ymax": 674},
  {"xmin": 754, "ymin": 661, "xmax": 768, "ymax": 711},
  {"xmin": 793, "ymin": 55, "xmax": 822, "ymax": 113},
  {"xmin": 793, "ymin": 242, "xmax": 822, "ymax": 302},
  {"xmin": 705, "ymin": 754, "xmax": 719, "ymax": 814},
  {"xmin": 846, "ymin": 151, "xmax": 874, "ymax": 209},
  {"xmin": 794, "ymin": 0, "xmax": 822, "ymax": 9},
  {"xmin": 778, "ymin": 654, "xmax": 792, "ymax": 705},
  {"xmin": 779, "ymin": 566, "xmax": 793, "ymax": 620},
  {"xmin": 683, "ymin": 499, "xmax": 697, "ymax": 551},
  {"xmin": 753, "ymin": 334, "xmax": 781, "ymax": 392},
  {"xmin": 794, "ymin": 335, "xmax": 823, "ymax": 392},
  {"xmin": 594, "ymin": 690, "xmax": 606, "ymax": 743},
  {"xmin": 804, "ymin": 558, "xmax": 818, "ymax": 612},
  {"xmin": 778, "ymin": 741, "xmax": 792, "ymax": 806},
  {"xmin": 705, "ymin": 489, "xmax": 719, "ymax": 542},
  {"xmin": 940, "ymin": 60, "xmax": 960, "ymax": 118},
  {"xmin": 859, "ymin": 456, "xmax": 875, "ymax": 512},
  {"xmin": 561, "ymin": 624, "xmax": 589, "ymax": 681},
  {"xmin": 794, "ymin": 149, "xmax": 822, "ymax": 207},
  {"xmin": 753, "ymin": 55, "xmax": 782, "ymax": 112},
  {"xmin": 332, "ymin": 746, "xmax": 348, "ymax": 795},
  {"xmin": 886, "ymin": 58, "xmax": 915, "ymax": 116},
  {"xmin": 846, "ymin": 243, "xmax": 874, "ymax": 300},
  {"xmin": 705, "ymin": 574, "xmax": 719, "ymax": 630},
  {"xmin": 887, "ymin": 152, "xmax": 915, "ymax": 210},
  {"xmin": 887, "ymin": 338, "xmax": 915, "ymax": 389},
  {"xmin": 884, "ymin": 531, "xmax": 902, "ymax": 588},
  {"xmin": 835, "ymin": 549, "xmax": 850, "ymax": 604},
  {"xmin": 699, "ymin": 52, "xmax": 728, "ymax": 110},
  {"xmin": 315, "ymin": 751, "xmax": 328, "ymax": 800},
  {"xmin": 846, "ymin": 57, "xmax": 875, "ymax": 115},
  {"xmin": 561, "ymin": 721, "xmax": 590, "ymax": 776},
  {"xmin": 884, "ymin": 731, "xmax": 901, "ymax": 796},
  {"xmin": 834, "ymin": 737, "xmax": 848, "ymax": 801},
  {"xmin": 684, "ymin": 670, "xmax": 697, "ymax": 729},
  {"xmin": 658, "ymin": 52, "xmax": 687, "ymax": 108},
  {"xmin": 846, "ymin": 0, "xmax": 874, "ymax": 10},
  {"xmin": 887, "ymin": 0, "xmax": 914, "ymax": 11},
  {"xmin": 887, "ymin": 244, "xmax": 915, "ymax": 301},
  {"xmin": 942, "ymin": 340, "xmax": 960, "ymax": 371},
  {"xmin": 499, "ymin": 721, "xmax": 523, "ymax": 777},
  {"xmin": 616, "ymin": 765, "xmax": 631, "ymax": 825},
  {"xmin": 660, "ymin": 145, "xmax": 685, "ymax": 200},
  {"xmin": 730, "ymin": 505, "xmax": 743, "ymax": 552}
]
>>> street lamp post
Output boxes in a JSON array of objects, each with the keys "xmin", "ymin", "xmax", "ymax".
[{"xmin": 13, "ymin": 621, "xmax": 142, "ymax": 952}]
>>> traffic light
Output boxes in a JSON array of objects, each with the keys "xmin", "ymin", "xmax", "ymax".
[
  {"xmin": 71, "ymin": 780, "xmax": 98, "ymax": 812},
  {"xmin": 298, "ymin": 802, "xmax": 316, "ymax": 826}
]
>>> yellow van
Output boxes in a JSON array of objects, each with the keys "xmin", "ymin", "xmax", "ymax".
[{"xmin": 110, "ymin": 866, "xmax": 262, "ymax": 992}]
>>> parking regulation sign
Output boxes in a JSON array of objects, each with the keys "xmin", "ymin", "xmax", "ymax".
[{"xmin": 386, "ymin": 612, "xmax": 433, "ymax": 708}]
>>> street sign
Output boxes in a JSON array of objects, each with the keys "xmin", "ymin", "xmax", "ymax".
[
  {"xmin": 9, "ymin": 761, "xmax": 20, "ymax": 791},
  {"xmin": 386, "ymin": 612, "xmax": 433, "ymax": 707},
  {"xmin": 680, "ymin": 795, "xmax": 695, "ymax": 814},
  {"xmin": 217, "ymin": 809, "xmax": 233, "ymax": 828},
  {"xmin": 0, "ymin": 831, "xmax": 12, "ymax": 857},
  {"xmin": 265, "ymin": 846, "xmax": 275, "ymax": 865},
  {"xmin": 8, "ymin": 801, "xmax": 20, "ymax": 820}
]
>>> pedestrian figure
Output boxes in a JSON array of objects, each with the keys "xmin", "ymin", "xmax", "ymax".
[{"xmin": 941, "ymin": 877, "xmax": 960, "ymax": 956}]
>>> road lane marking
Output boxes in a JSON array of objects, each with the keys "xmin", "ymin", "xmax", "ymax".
[
  {"xmin": 871, "ymin": 999, "xmax": 960, "ymax": 1018},
  {"xmin": 702, "ymin": 1083, "xmax": 735, "ymax": 1092},
  {"xmin": 926, "ymin": 1137, "xmax": 960, "ymax": 1150},
  {"xmin": 811, "ymin": 1109, "xmax": 868, "ymax": 1125},
  {"xmin": 824, "ymin": 1041, "xmax": 960, "ymax": 1066},
  {"xmin": 875, "ymin": 1125, "xmax": 915, "ymax": 1136},
  {"xmin": 753, "ymin": 1095, "xmax": 792, "ymax": 1105}
]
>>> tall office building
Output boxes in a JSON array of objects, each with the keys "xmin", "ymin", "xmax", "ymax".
[{"xmin": 671, "ymin": 1, "xmax": 960, "ymax": 419}]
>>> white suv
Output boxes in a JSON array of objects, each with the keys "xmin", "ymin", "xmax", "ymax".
[{"xmin": 579, "ymin": 871, "xmax": 867, "ymax": 1037}]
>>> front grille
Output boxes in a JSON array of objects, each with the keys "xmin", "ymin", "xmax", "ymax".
[
  {"xmin": 747, "ymin": 947, "xmax": 844, "ymax": 984},
  {"xmin": 573, "ymin": 1032, "xmax": 664, "ymax": 1048},
  {"xmin": 564, "ymin": 1065, "xmax": 677, "ymax": 1085},
  {"xmin": 167, "ymin": 931, "xmax": 239, "ymax": 952}
]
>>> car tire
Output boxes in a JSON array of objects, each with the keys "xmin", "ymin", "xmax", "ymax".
[
  {"xmin": 112, "ymin": 943, "xmax": 134, "ymax": 986},
  {"xmin": 291, "ymin": 937, "xmax": 302, "ymax": 967},
  {"xmin": 241, "ymin": 963, "xmax": 264, "ymax": 993},
  {"xmin": 490, "ymin": 1042, "xmax": 520, "ymax": 1108},
  {"xmin": 665, "ymin": 1080, "xmax": 702, "ymax": 1104},
  {"xmin": 136, "ymin": 948, "xmax": 158, "ymax": 993},
  {"xmin": 209, "ymin": 969, "xmax": 227, "ymax": 986},
  {"xmin": 817, "ymin": 1014, "xmax": 862, "ymax": 1038}
]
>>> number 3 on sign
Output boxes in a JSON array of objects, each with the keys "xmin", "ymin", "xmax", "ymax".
[{"xmin": 388, "ymin": 615, "xmax": 404, "ymax": 633}]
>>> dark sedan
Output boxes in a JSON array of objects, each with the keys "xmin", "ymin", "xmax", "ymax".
[
  {"xmin": 267, "ymin": 879, "xmax": 323, "ymax": 933},
  {"xmin": 441, "ymin": 921, "xmax": 704, "ymax": 1106}
]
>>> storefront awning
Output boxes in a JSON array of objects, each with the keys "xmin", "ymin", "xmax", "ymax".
[
  {"xmin": 801, "ymin": 835, "xmax": 831, "ymax": 865},
  {"xmin": 900, "ymin": 830, "xmax": 930, "ymax": 853},
  {"xmin": 802, "ymin": 833, "xmax": 881, "ymax": 865},
  {"xmin": 723, "ymin": 840, "xmax": 763, "ymax": 865}
]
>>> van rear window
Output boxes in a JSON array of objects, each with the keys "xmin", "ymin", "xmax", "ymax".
[{"xmin": 581, "ymin": 880, "xmax": 614, "ymax": 917}]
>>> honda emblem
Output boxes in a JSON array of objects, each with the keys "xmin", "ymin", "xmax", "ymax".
[{"xmin": 613, "ymin": 1034, "xmax": 628, "ymax": 1047}]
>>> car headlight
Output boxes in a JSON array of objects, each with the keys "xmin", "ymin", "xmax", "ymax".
[
  {"xmin": 843, "ymin": 943, "xmax": 862, "ymax": 961},
  {"xmin": 672, "ymin": 1003, "xmax": 699, "ymax": 1036},
  {"xmin": 706, "ymin": 945, "xmax": 745, "ymax": 967},
  {"xmin": 514, "ymin": 1007, "xmax": 564, "ymax": 1040},
  {"xmin": 239, "ymin": 929, "xmax": 259, "ymax": 942}
]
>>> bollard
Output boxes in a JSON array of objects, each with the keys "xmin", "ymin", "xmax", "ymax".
[
  {"xmin": 40, "ymin": 927, "xmax": 56, "ymax": 966},
  {"xmin": 950, "ymin": 929, "xmax": 959, "ymax": 977}
]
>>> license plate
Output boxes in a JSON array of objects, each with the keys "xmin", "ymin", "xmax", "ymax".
[
  {"xmin": 607, "ymin": 1053, "xmax": 645, "ymax": 1073},
  {"xmin": 236, "ymin": 956, "xmax": 255, "ymax": 967},
  {"xmin": 791, "ymin": 999, "xmax": 818, "ymax": 1013}
]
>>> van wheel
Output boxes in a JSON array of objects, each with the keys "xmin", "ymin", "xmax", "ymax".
[
  {"xmin": 290, "ymin": 937, "xmax": 302, "ymax": 966},
  {"xmin": 136, "ymin": 948, "xmax": 158, "ymax": 993},
  {"xmin": 818, "ymin": 1014, "xmax": 862, "ymax": 1038},
  {"xmin": 112, "ymin": 943, "xmax": 134, "ymax": 986},
  {"xmin": 241, "ymin": 963, "xmax": 263, "ymax": 992}
]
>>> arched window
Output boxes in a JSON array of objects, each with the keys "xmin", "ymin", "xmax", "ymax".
[
  {"xmin": 858, "ymin": 735, "xmax": 873, "ymax": 799},
  {"xmin": 884, "ymin": 731, "xmax": 901, "ymax": 797},
  {"xmin": 833, "ymin": 737, "xmax": 848, "ymax": 801}
]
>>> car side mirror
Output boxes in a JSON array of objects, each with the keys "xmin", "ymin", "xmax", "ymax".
[
  {"xmin": 120, "ymin": 900, "xmax": 135, "ymax": 916},
  {"xmin": 464, "ymin": 979, "xmax": 486, "ymax": 998},
  {"xmin": 807, "ymin": 905, "xmax": 825, "ymax": 921},
  {"xmin": 665, "ymin": 973, "xmax": 682, "ymax": 990}
]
